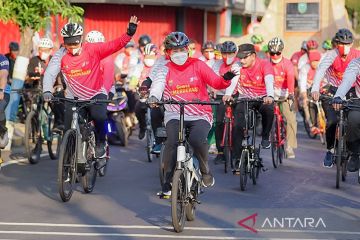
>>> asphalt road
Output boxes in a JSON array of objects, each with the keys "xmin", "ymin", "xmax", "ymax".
[{"xmin": 0, "ymin": 126, "xmax": 359, "ymax": 240}]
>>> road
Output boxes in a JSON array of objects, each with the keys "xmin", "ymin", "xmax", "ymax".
[{"xmin": 0, "ymin": 126, "xmax": 359, "ymax": 240}]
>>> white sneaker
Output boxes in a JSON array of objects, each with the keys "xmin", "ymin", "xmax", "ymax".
[
  {"xmin": 286, "ymin": 147, "xmax": 295, "ymax": 159},
  {"xmin": 208, "ymin": 144, "xmax": 217, "ymax": 154},
  {"xmin": 0, "ymin": 132, "xmax": 9, "ymax": 149}
]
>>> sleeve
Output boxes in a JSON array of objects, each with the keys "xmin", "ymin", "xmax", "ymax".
[
  {"xmin": 334, "ymin": 59, "xmax": 360, "ymax": 99},
  {"xmin": 297, "ymin": 54, "xmax": 308, "ymax": 70},
  {"xmin": 286, "ymin": 60, "xmax": 295, "ymax": 94},
  {"xmin": 92, "ymin": 33, "xmax": 132, "ymax": 60},
  {"xmin": 311, "ymin": 49, "xmax": 337, "ymax": 93},
  {"xmin": 0, "ymin": 55, "xmax": 9, "ymax": 71},
  {"xmin": 225, "ymin": 74, "xmax": 239, "ymax": 96},
  {"xmin": 43, "ymin": 48, "xmax": 66, "ymax": 93},
  {"xmin": 149, "ymin": 65, "xmax": 168, "ymax": 100},
  {"xmin": 211, "ymin": 60, "xmax": 222, "ymax": 76},
  {"xmin": 265, "ymin": 74, "xmax": 274, "ymax": 97},
  {"xmin": 197, "ymin": 61, "xmax": 231, "ymax": 90},
  {"xmin": 298, "ymin": 64, "xmax": 310, "ymax": 93}
]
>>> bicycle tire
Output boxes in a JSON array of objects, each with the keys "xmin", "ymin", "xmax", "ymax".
[
  {"xmin": 58, "ymin": 130, "xmax": 77, "ymax": 202},
  {"xmin": 185, "ymin": 181, "xmax": 197, "ymax": 221},
  {"xmin": 81, "ymin": 158, "xmax": 97, "ymax": 193},
  {"xmin": 171, "ymin": 169, "xmax": 186, "ymax": 233},
  {"xmin": 358, "ymin": 170, "xmax": 360, "ymax": 184},
  {"xmin": 251, "ymin": 161, "xmax": 257, "ymax": 185},
  {"xmin": 336, "ymin": 124, "xmax": 343, "ymax": 189},
  {"xmin": 99, "ymin": 142, "xmax": 109, "ymax": 177},
  {"xmin": 146, "ymin": 129, "xmax": 154, "ymax": 162},
  {"xmin": 224, "ymin": 123, "xmax": 232, "ymax": 173},
  {"xmin": 159, "ymin": 144, "xmax": 166, "ymax": 188},
  {"xmin": 116, "ymin": 115, "xmax": 128, "ymax": 147},
  {"xmin": 47, "ymin": 115, "xmax": 62, "ymax": 159},
  {"xmin": 271, "ymin": 118, "xmax": 279, "ymax": 168},
  {"xmin": 240, "ymin": 150, "xmax": 249, "ymax": 191},
  {"xmin": 25, "ymin": 111, "xmax": 41, "ymax": 164}
]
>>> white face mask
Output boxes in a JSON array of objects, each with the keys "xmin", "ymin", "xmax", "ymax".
[
  {"xmin": 344, "ymin": 45, "xmax": 351, "ymax": 55},
  {"xmin": 144, "ymin": 58, "xmax": 155, "ymax": 67},
  {"xmin": 271, "ymin": 56, "xmax": 283, "ymax": 64},
  {"xmin": 207, "ymin": 52, "xmax": 215, "ymax": 60},
  {"xmin": 129, "ymin": 56, "xmax": 138, "ymax": 66},
  {"xmin": 40, "ymin": 52, "xmax": 50, "ymax": 61},
  {"xmin": 226, "ymin": 56, "xmax": 235, "ymax": 65},
  {"xmin": 170, "ymin": 52, "xmax": 188, "ymax": 66},
  {"xmin": 70, "ymin": 46, "xmax": 82, "ymax": 56}
]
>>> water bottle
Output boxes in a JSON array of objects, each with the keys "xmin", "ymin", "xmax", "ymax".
[{"xmin": 177, "ymin": 145, "xmax": 186, "ymax": 162}]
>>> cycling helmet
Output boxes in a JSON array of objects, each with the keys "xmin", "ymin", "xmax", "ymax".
[
  {"xmin": 38, "ymin": 38, "xmax": 54, "ymax": 49},
  {"xmin": 202, "ymin": 41, "xmax": 215, "ymax": 51},
  {"xmin": 251, "ymin": 34, "xmax": 264, "ymax": 44},
  {"xmin": 85, "ymin": 30, "xmax": 105, "ymax": 43},
  {"xmin": 301, "ymin": 41, "xmax": 308, "ymax": 51},
  {"xmin": 61, "ymin": 23, "xmax": 83, "ymax": 44},
  {"xmin": 322, "ymin": 39, "xmax": 332, "ymax": 50},
  {"xmin": 9, "ymin": 42, "xmax": 19, "ymax": 51},
  {"xmin": 144, "ymin": 43, "xmax": 157, "ymax": 55},
  {"xmin": 268, "ymin": 37, "xmax": 284, "ymax": 53},
  {"xmin": 125, "ymin": 41, "xmax": 135, "ymax": 48},
  {"xmin": 220, "ymin": 41, "xmax": 237, "ymax": 53},
  {"xmin": 262, "ymin": 45, "xmax": 269, "ymax": 53},
  {"xmin": 138, "ymin": 34, "xmax": 151, "ymax": 47},
  {"xmin": 334, "ymin": 28, "xmax": 353, "ymax": 44},
  {"xmin": 306, "ymin": 40, "xmax": 319, "ymax": 50},
  {"xmin": 163, "ymin": 32, "xmax": 189, "ymax": 50}
]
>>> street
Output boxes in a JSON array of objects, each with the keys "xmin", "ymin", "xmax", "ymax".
[{"xmin": 0, "ymin": 125, "xmax": 359, "ymax": 240}]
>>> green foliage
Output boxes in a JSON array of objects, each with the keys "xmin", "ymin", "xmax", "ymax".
[
  {"xmin": 0, "ymin": 0, "xmax": 84, "ymax": 31},
  {"xmin": 346, "ymin": 0, "xmax": 360, "ymax": 33}
]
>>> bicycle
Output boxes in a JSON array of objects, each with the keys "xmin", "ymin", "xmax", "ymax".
[
  {"xmin": 22, "ymin": 88, "xmax": 62, "ymax": 164},
  {"xmin": 220, "ymin": 100, "xmax": 234, "ymax": 173},
  {"xmin": 331, "ymin": 99, "xmax": 360, "ymax": 188},
  {"xmin": 53, "ymin": 97, "xmax": 112, "ymax": 202},
  {"xmin": 270, "ymin": 99, "xmax": 289, "ymax": 168},
  {"xmin": 233, "ymin": 98, "xmax": 265, "ymax": 191},
  {"xmin": 156, "ymin": 99, "xmax": 219, "ymax": 233}
]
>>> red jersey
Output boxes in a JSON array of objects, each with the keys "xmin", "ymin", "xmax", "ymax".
[
  {"xmin": 101, "ymin": 55, "xmax": 115, "ymax": 93},
  {"xmin": 61, "ymin": 34, "xmax": 131, "ymax": 99},
  {"xmin": 271, "ymin": 57, "xmax": 295, "ymax": 97},
  {"xmin": 290, "ymin": 51, "xmax": 304, "ymax": 66},
  {"xmin": 237, "ymin": 57, "xmax": 274, "ymax": 97}
]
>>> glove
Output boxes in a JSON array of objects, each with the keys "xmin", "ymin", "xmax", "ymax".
[
  {"xmin": 147, "ymin": 96, "xmax": 159, "ymax": 107},
  {"xmin": 223, "ymin": 71, "xmax": 236, "ymax": 80},
  {"xmin": 127, "ymin": 22, "xmax": 137, "ymax": 36},
  {"xmin": 332, "ymin": 96, "xmax": 343, "ymax": 105},
  {"xmin": 43, "ymin": 91, "xmax": 53, "ymax": 102}
]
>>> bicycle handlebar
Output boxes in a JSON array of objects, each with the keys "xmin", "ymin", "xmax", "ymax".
[
  {"xmin": 156, "ymin": 99, "xmax": 220, "ymax": 106},
  {"xmin": 235, "ymin": 97, "xmax": 264, "ymax": 103},
  {"xmin": 52, "ymin": 97, "xmax": 114, "ymax": 105}
]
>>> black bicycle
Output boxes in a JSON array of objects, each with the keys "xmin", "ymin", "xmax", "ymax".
[
  {"xmin": 53, "ymin": 97, "xmax": 112, "ymax": 202},
  {"xmin": 233, "ymin": 98, "xmax": 265, "ymax": 191}
]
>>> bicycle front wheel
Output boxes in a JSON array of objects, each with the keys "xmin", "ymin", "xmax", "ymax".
[
  {"xmin": 335, "ymin": 125, "xmax": 343, "ymax": 189},
  {"xmin": 58, "ymin": 130, "xmax": 77, "ymax": 202},
  {"xmin": 146, "ymin": 128, "xmax": 154, "ymax": 162},
  {"xmin": 25, "ymin": 111, "xmax": 41, "ymax": 164},
  {"xmin": 224, "ymin": 123, "xmax": 232, "ymax": 173},
  {"xmin": 171, "ymin": 169, "xmax": 186, "ymax": 233},
  {"xmin": 240, "ymin": 149, "xmax": 249, "ymax": 191},
  {"xmin": 271, "ymin": 118, "xmax": 280, "ymax": 168}
]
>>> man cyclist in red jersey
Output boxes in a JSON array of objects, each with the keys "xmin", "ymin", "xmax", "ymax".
[
  {"xmin": 43, "ymin": 16, "xmax": 139, "ymax": 159},
  {"xmin": 148, "ymin": 32, "xmax": 235, "ymax": 198},
  {"xmin": 268, "ymin": 37, "xmax": 297, "ymax": 158},
  {"xmin": 311, "ymin": 28, "xmax": 360, "ymax": 168},
  {"xmin": 199, "ymin": 41, "xmax": 216, "ymax": 68},
  {"xmin": 223, "ymin": 43, "xmax": 275, "ymax": 162}
]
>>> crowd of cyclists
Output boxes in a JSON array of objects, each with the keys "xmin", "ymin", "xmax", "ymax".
[{"xmin": 0, "ymin": 15, "xmax": 360, "ymax": 198}]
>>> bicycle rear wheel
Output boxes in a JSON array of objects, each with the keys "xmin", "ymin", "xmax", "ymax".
[
  {"xmin": 171, "ymin": 169, "xmax": 186, "ymax": 233},
  {"xmin": 98, "ymin": 141, "xmax": 109, "ymax": 177},
  {"xmin": 159, "ymin": 144, "xmax": 165, "ymax": 188},
  {"xmin": 335, "ymin": 125, "xmax": 343, "ymax": 189},
  {"xmin": 47, "ymin": 115, "xmax": 62, "ymax": 160},
  {"xmin": 81, "ymin": 142, "xmax": 97, "ymax": 193},
  {"xmin": 58, "ymin": 130, "xmax": 77, "ymax": 202},
  {"xmin": 25, "ymin": 111, "xmax": 42, "ymax": 164},
  {"xmin": 240, "ymin": 149, "xmax": 249, "ymax": 191},
  {"xmin": 271, "ymin": 118, "xmax": 280, "ymax": 168}
]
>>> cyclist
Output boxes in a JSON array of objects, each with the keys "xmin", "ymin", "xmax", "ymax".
[
  {"xmin": 322, "ymin": 39, "xmax": 333, "ymax": 53},
  {"xmin": 223, "ymin": 43, "xmax": 274, "ymax": 162},
  {"xmin": 311, "ymin": 28, "xmax": 360, "ymax": 168},
  {"xmin": 137, "ymin": 34, "xmax": 151, "ymax": 57},
  {"xmin": 290, "ymin": 41, "xmax": 307, "ymax": 79},
  {"xmin": 298, "ymin": 40, "xmax": 319, "ymax": 72},
  {"xmin": 188, "ymin": 39, "xmax": 202, "ymax": 58},
  {"xmin": 212, "ymin": 41, "xmax": 240, "ymax": 163},
  {"xmin": 43, "ymin": 16, "xmax": 139, "ymax": 158},
  {"xmin": 0, "ymin": 54, "xmax": 11, "ymax": 151},
  {"xmin": 148, "ymin": 32, "xmax": 235, "ymax": 197},
  {"xmin": 251, "ymin": 34, "xmax": 267, "ymax": 59},
  {"xmin": 332, "ymin": 57, "xmax": 360, "ymax": 172},
  {"xmin": 268, "ymin": 37, "xmax": 297, "ymax": 158},
  {"xmin": 214, "ymin": 43, "xmax": 223, "ymax": 60},
  {"xmin": 199, "ymin": 41, "xmax": 216, "ymax": 68}
]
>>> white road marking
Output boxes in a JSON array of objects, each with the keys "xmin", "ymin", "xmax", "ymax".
[
  {"xmin": 0, "ymin": 222, "xmax": 358, "ymax": 235},
  {"xmin": 1, "ymin": 154, "xmax": 48, "ymax": 167}
]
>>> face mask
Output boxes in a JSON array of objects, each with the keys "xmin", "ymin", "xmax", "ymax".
[
  {"xmin": 207, "ymin": 52, "xmax": 215, "ymax": 60},
  {"xmin": 170, "ymin": 52, "xmax": 188, "ymax": 66},
  {"xmin": 224, "ymin": 56, "xmax": 235, "ymax": 65},
  {"xmin": 338, "ymin": 45, "xmax": 351, "ymax": 56},
  {"xmin": 144, "ymin": 58, "xmax": 155, "ymax": 67},
  {"xmin": 69, "ymin": 46, "xmax": 82, "ymax": 56},
  {"xmin": 129, "ymin": 57, "xmax": 138, "ymax": 65},
  {"xmin": 270, "ymin": 55, "xmax": 282, "ymax": 64},
  {"xmin": 39, "ymin": 52, "xmax": 50, "ymax": 61}
]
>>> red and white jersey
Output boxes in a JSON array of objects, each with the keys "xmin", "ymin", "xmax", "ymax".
[
  {"xmin": 271, "ymin": 57, "xmax": 295, "ymax": 99},
  {"xmin": 61, "ymin": 34, "xmax": 131, "ymax": 99},
  {"xmin": 212, "ymin": 58, "xmax": 241, "ymax": 96},
  {"xmin": 149, "ymin": 58, "xmax": 231, "ymax": 125},
  {"xmin": 335, "ymin": 57, "xmax": 360, "ymax": 98}
]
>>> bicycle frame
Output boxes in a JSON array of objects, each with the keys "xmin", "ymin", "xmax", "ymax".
[
  {"xmin": 221, "ymin": 102, "xmax": 234, "ymax": 148},
  {"xmin": 273, "ymin": 102, "xmax": 286, "ymax": 148}
]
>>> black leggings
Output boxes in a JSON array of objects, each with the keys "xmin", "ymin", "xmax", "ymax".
[
  {"xmin": 215, "ymin": 96, "xmax": 226, "ymax": 153},
  {"xmin": 162, "ymin": 119, "xmax": 211, "ymax": 191},
  {"xmin": 64, "ymin": 94, "xmax": 108, "ymax": 143},
  {"xmin": 0, "ymin": 93, "xmax": 10, "ymax": 135}
]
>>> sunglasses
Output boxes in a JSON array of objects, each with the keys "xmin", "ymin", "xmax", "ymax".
[
  {"xmin": 270, "ymin": 52, "xmax": 282, "ymax": 56},
  {"xmin": 204, "ymin": 50, "xmax": 214, "ymax": 53},
  {"xmin": 239, "ymin": 53, "xmax": 252, "ymax": 59}
]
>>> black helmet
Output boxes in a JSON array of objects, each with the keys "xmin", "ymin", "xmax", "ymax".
[
  {"xmin": 334, "ymin": 28, "xmax": 353, "ymax": 44},
  {"xmin": 220, "ymin": 41, "xmax": 237, "ymax": 53},
  {"xmin": 202, "ymin": 41, "xmax": 215, "ymax": 51},
  {"xmin": 9, "ymin": 42, "xmax": 19, "ymax": 51},
  {"xmin": 163, "ymin": 32, "xmax": 189, "ymax": 50},
  {"xmin": 138, "ymin": 34, "xmax": 152, "ymax": 47},
  {"xmin": 61, "ymin": 23, "xmax": 83, "ymax": 44}
]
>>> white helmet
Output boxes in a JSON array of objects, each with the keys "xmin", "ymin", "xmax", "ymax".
[
  {"xmin": 85, "ymin": 30, "xmax": 105, "ymax": 43},
  {"xmin": 61, "ymin": 23, "xmax": 83, "ymax": 38},
  {"xmin": 38, "ymin": 38, "xmax": 54, "ymax": 49},
  {"xmin": 268, "ymin": 37, "xmax": 284, "ymax": 53}
]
